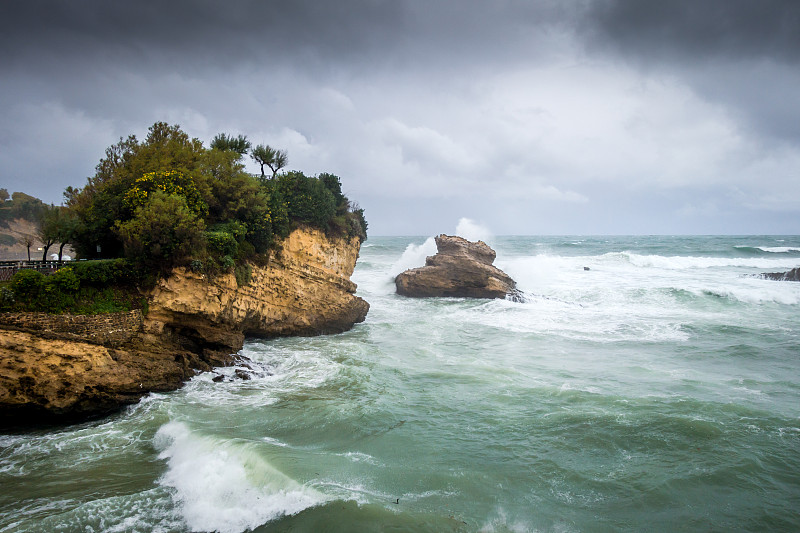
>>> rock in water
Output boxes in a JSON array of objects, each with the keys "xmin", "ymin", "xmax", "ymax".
[
  {"xmin": 395, "ymin": 235, "xmax": 518, "ymax": 299},
  {"xmin": 759, "ymin": 267, "xmax": 800, "ymax": 281}
]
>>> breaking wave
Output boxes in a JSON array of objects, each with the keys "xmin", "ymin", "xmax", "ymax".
[{"xmin": 154, "ymin": 421, "xmax": 324, "ymax": 533}]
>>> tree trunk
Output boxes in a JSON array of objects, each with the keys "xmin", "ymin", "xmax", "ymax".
[{"xmin": 58, "ymin": 242, "xmax": 67, "ymax": 262}]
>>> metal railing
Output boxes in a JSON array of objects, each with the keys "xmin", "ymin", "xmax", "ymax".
[{"xmin": 0, "ymin": 260, "xmax": 69, "ymax": 281}]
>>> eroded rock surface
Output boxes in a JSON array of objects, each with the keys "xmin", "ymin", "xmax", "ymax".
[
  {"xmin": 759, "ymin": 267, "xmax": 800, "ymax": 281},
  {"xmin": 395, "ymin": 235, "xmax": 518, "ymax": 299},
  {"xmin": 0, "ymin": 227, "xmax": 368, "ymax": 425}
]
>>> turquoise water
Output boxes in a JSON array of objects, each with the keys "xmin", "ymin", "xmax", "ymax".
[{"xmin": 2, "ymin": 235, "xmax": 799, "ymax": 532}]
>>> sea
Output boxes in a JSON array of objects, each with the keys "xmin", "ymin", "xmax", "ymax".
[{"xmin": 1, "ymin": 234, "xmax": 799, "ymax": 532}]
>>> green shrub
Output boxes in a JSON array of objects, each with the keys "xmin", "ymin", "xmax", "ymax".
[
  {"xmin": 236, "ymin": 240, "xmax": 255, "ymax": 260},
  {"xmin": 319, "ymin": 172, "xmax": 346, "ymax": 209},
  {"xmin": 47, "ymin": 267, "xmax": 80, "ymax": 293},
  {"xmin": 234, "ymin": 262, "xmax": 252, "ymax": 287},
  {"xmin": 70, "ymin": 287, "xmax": 136, "ymax": 314},
  {"xmin": 275, "ymin": 171, "xmax": 336, "ymax": 229},
  {"xmin": 330, "ymin": 214, "xmax": 348, "ymax": 235},
  {"xmin": 10, "ymin": 270, "xmax": 45, "ymax": 305},
  {"xmin": 206, "ymin": 231, "xmax": 239, "ymax": 258},
  {"xmin": 70, "ymin": 258, "xmax": 139, "ymax": 286},
  {"xmin": 348, "ymin": 207, "xmax": 368, "ymax": 241},
  {"xmin": 220, "ymin": 255, "xmax": 235, "ymax": 271},
  {"xmin": 0, "ymin": 286, "xmax": 15, "ymax": 311},
  {"xmin": 209, "ymin": 221, "xmax": 247, "ymax": 243},
  {"xmin": 115, "ymin": 191, "xmax": 206, "ymax": 272}
]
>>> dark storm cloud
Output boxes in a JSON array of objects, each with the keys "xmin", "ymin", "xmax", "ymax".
[
  {"xmin": 0, "ymin": 0, "xmax": 404, "ymax": 72},
  {"xmin": 2, "ymin": 0, "xmax": 799, "ymax": 233},
  {"xmin": 583, "ymin": 0, "xmax": 800, "ymax": 143},
  {"xmin": 586, "ymin": 0, "xmax": 800, "ymax": 63},
  {"xmin": 0, "ymin": 0, "xmax": 573, "ymax": 73}
]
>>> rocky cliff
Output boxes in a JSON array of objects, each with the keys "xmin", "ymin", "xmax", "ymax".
[
  {"xmin": 395, "ymin": 235, "xmax": 518, "ymax": 299},
  {"xmin": 0, "ymin": 227, "xmax": 368, "ymax": 425}
]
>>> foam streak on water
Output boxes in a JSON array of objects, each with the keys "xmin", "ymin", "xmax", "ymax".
[{"xmin": 1, "ymin": 235, "xmax": 799, "ymax": 532}]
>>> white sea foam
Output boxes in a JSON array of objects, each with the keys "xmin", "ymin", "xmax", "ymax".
[
  {"xmin": 339, "ymin": 451, "xmax": 383, "ymax": 465},
  {"xmin": 10, "ymin": 488, "xmax": 182, "ymax": 533},
  {"xmin": 480, "ymin": 507, "xmax": 536, "ymax": 533},
  {"xmin": 387, "ymin": 218, "xmax": 494, "ymax": 278},
  {"xmin": 389, "ymin": 237, "xmax": 437, "ymax": 276},
  {"xmin": 621, "ymin": 252, "xmax": 799, "ymax": 270},
  {"xmin": 736, "ymin": 245, "xmax": 800, "ymax": 253},
  {"xmin": 154, "ymin": 421, "xmax": 324, "ymax": 533},
  {"xmin": 455, "ymin": 217, "xmax": 493, "ymax": 244}
]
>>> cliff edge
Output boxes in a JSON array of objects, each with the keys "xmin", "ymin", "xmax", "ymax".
[{"xmin": 0, "ymin": 227, "xmax": 368, "ymax": 424}]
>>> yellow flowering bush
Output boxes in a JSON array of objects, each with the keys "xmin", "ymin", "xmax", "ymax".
[{"xmin": 123, "ymin": 170, "xmax": 207, "ymax": 216}]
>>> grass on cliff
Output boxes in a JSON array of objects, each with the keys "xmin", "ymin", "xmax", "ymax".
[{"xmin": 0, "ymin": 259, "xmax": 147, "ymax": 315}]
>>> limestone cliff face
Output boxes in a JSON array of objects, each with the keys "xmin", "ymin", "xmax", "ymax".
[
  {"xmin": 145, "ymin": 227, "xmax": 368, "ymax": 354},
  {"xmin": 0, "ymin": 227, "xmax": 369, "ymax": 424},
  {"xmin": 0, "ymin": 327, "xmax": 212, "ymax": 421}
]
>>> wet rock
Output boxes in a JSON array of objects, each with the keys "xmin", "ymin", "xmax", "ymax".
[
  {"xmin": 234, "ymin": 369, "xmax": 252, "ymax": 380},
  {"xmin": 759, "ymin": 267, "xmax": 800, "ymax": 281},
  {"xmin": 395, "ymin": 235, "xmax": 518, "ymax": 299}
]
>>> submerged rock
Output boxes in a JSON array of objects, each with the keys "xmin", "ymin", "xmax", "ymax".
[
  {"xmin": 395, "ymin": 235, "xmax": 518, "ymax": 299},
  {"xmin": 759, "ymin": 267, "xmax": 800, "ymax": 281}
]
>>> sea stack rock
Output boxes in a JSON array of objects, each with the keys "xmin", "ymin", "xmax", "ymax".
[{"xmin": 395, "ymin": 234, "xmax": 519, "ymax": 299}]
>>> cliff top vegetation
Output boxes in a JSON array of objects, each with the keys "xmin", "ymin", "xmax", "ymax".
[
  {"xmin": 67, "ymin": 121, "xmax": 366, "ymax": 271},
  {"xmin": 0, "ymin": 121, "xmax": 367, "ymax": 313}
]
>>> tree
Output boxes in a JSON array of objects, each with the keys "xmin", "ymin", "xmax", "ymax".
[
  {"xmin": 68, "ymin": 122, "xmax": 208, "ymax": 258},
  {"xmin": 251, "ymin": 144, "xmax": 288, "ymax": 179},
  {"xmin": 0, "ymin": 188, "xmax": 9, "ymax": 203},
  {"xmin": 274, "ymin": 171, "xmax": 336, "ymax": 229},
  {"xmin": 21, "ymin": 234, "xmax": 34, "ymax": 261},
  {"xmin": 47, "ymin": 207, "xmax": 80, "ymax": 261},
  {"xmin": 10, "ymin": 192, "xmax": 46, "ymax": 221},
  {"xmin": 319, "ymin": 172, "xmax": 346, "ymax": 210},
  {"xmin": 37, "ymin": 206, "xmax": 60, "ymax": 261},
  {"xmin": 115, "ymin": 191, "xmax": 206, "ymax": 271},
  {"xmin": 210, "ymin": 133, "xmax": 251, "ymax": 156}
]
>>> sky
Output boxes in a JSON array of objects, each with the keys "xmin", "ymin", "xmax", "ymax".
[{"xmin": 1, "ymin": 0, "xmax": 799, "ymax": 235}]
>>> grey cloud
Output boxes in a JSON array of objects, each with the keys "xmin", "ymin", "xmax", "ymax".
[
  {"xmin": 1, "ymin": 0, "xmax": 799, "ymax": 234},
  {"xmin": 0, "ymin": 0, "xmax": 580, "ymax": 75},
  {"xmin": 585, "ymin": 0, "xmax": 800, "ymax": 64},
  {"xmin": 582, "ymin": 0, "xmax": 800, "ymax": 143}
]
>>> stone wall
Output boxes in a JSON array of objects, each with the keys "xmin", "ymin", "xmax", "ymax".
[{"xmin": 0, "ymin": 310, "xmax": 143, "ymax": 346}]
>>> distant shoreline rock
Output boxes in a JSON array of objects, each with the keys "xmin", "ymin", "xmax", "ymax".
[
  {"xmin": 759, "ymin": 267, "xmax": 800, "ymax": 282},
  {"xmin": 395, "ymin": 234, "xmax": 520, "ymax": 299}
]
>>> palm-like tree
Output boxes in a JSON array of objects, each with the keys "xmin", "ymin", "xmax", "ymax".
[
  {"xmin": 210, "ymin": 133, "xmax": 251, "ymax": 156},
  {"xmin": 251, "ymin": 144, "xmax": 288, "ymax": 178}
]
